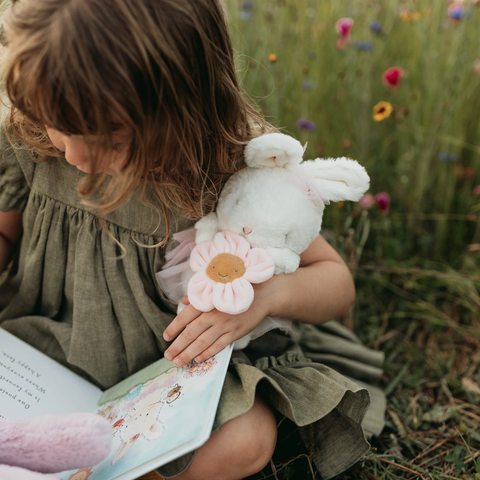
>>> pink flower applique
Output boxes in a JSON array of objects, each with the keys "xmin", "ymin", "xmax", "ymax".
[{"xmin": 188, "ymin": 232, "xmax": 275, "ymax": 315}]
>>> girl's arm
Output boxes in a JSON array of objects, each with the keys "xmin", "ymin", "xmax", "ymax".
[
  {"xmin": 255, "ymin": 235, "xmax": 355, "ymax": 324},
  {"xmin": 0, "ymin": 210, "xmax": 23, "ymax": 274},
  {"xmin": 163, "ymin": 235, "xmax": 355, "ymax": 366}
]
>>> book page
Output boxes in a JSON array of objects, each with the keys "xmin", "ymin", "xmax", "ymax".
[
  {"xmin": 59, "ymin": 345, "xmax": 233, "ymax": 480},
  {"xmin": 0, "ymin": 328, "xmax": 101, "ymax": 420}
]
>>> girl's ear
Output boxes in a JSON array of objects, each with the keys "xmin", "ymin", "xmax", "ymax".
[
  {"xmin": 299, "ymin": 157, "xmax": 370, "ymax": 203},
  {"xmin": 245, "ymin": 133, "xmax": 305, "ymax": 168}
]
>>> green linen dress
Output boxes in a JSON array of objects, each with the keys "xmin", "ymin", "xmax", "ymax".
[{"xmin": 0, "ymin": 121, "xmax": 386, "ymax": 479}]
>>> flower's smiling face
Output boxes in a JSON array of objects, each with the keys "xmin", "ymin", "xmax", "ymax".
[
  {"xmin": 188, "ymin": 232, "xmax": 275, "ymax": 315},
  {"xmin": 206, "ymin": 253, "xmax": 246, "ymax": 284}
]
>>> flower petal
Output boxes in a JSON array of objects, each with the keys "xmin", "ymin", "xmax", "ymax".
[
  {"xmin": 243, "ymin": 248, "xmax": 275, "ymax": 283},
  {"xmin": 190, "ymin": 241, "xmax": 219, "ymax": 272},
  {"xmin": 187, "ymin": 271, "xmax": 215, "ymax": 311},
  {"xmin": 212, "ymin": 278, "xmax": 254, "ymax": 315},
  {"xmin": 213, "ymin": 231, "xmax": 251, "ymax": 260}
]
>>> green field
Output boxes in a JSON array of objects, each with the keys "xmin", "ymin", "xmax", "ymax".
[{"xmin": 226, "ymin": 1, "xmax": 480, "ymax": 478}]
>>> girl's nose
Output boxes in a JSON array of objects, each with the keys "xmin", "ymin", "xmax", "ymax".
[{"xmin": 63, "ymin": 138, "xmax": 90, "ymax": 166}]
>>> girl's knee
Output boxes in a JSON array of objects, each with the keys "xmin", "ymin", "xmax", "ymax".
[
  {"xmin": 175, "ymin": 396, "xmax": 277, "ymax": 480},
  {"xmin": 231, "ymin": 396, "xmax": 277, "ymax": 474}
]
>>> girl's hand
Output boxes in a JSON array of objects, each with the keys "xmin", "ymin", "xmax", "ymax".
[{"xmin": 162, "ymin": 283, "xmax": 276, "ymax": 367}]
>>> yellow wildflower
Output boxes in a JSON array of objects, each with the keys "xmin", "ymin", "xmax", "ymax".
[
  {"xmin": 400, "ymin": 10, "xmax": 413, "ymax": 22},
  {"xmin": 268, "ymin": 53, "xmax": 277, "ymax": 63},
  {"xmin": 373, "ymin": 102, "xmax": 393, "ymax": 122}
]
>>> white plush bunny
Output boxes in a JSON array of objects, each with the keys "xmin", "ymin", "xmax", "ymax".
[
  {"xmin": 195, "ymin": 132, "xmax": 370, "ymax": 275},
  {"xmin": 159, "ymin": 132, "xmax": 370, "ymax": 350}
]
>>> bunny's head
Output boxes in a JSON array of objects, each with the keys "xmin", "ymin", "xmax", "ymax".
[
  {"xmin": 195, "ymin": 133, "xmax": 370, "ymax": 274},
  {"xmin": 219, "ymin": 134, "xmax": 368, "ymax": 264}
]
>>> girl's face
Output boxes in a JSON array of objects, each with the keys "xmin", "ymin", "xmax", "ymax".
[{"xmin": 46, "ymin": 127, "xmax": 132, "ymax": 175}]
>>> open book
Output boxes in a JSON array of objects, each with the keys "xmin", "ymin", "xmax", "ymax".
[{"xmin": 0, "ymin": 328, "xmax": 233, "ymax": 480}]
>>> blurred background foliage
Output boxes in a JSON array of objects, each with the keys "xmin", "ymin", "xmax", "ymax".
[{"xmin": 225, "ymin": 0, "xmax": 480, "ymax": 478}]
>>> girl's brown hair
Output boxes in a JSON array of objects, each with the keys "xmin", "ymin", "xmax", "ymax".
[{"xmin": 2, "ymin": 0, "xmax": 271, "ymax": 243}]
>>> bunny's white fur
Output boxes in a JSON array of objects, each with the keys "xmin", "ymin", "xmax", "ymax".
[{"xmin": 196, "ymin": 133, "xmax": 370, "ymax": 275}]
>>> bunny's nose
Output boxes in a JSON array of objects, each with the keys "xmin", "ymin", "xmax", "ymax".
[{"xmin": 243, "ymin": 227, "xmax": 252, "ymax": 235}]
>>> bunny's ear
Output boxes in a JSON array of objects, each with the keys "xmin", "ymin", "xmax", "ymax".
[
  {"xmin": 299, "ymin": 157, "xmax": 370, "ymax": 203},
  {"xmin": 245, "ymin": 133, "xmax": 305, "ymax": 168}
]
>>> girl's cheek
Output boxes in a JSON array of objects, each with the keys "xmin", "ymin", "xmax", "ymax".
[{"xmin": 45, "ymin": 127, "xmax": 66, "ymax": 152}]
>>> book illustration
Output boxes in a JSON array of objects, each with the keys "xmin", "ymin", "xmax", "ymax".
[
  {"xmin": 110, "ymin": 382, "xmax": 184, "ymax": 465},
  {"xmin": 0, "ymin": 329, "xmax": 232, "ymax": 480},
  {"xmin": 183, "ymin": 356, "xmax": 218, "ymax": 378},
  {"xmin": 68, "ymin": 468, "xmax": 94, "ymax": 480},
  {"xmin": 59, "ymin": 355, "xmax": 221, "ymax": 480}
]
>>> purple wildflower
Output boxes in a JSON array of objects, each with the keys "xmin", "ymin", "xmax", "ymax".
[
  {"xmin": 296, "ymin": 119, "xmax": 316, "ymax": 131},
  {"xmin": 370, "ymin": 21, "xmax": 383, "ymax": 34}
]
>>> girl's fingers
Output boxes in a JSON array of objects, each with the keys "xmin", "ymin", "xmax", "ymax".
[
  {"xmin": 164, "ymin": 316, "xmax": 213, "ymax": 362},
  {"xmin": 163, "ymin": 304, "xmax": 202, "ymax": 341},
  {"xmin": 193, "ymin": 333, "xmax": 232, "ymax": 365},
  {"xmin": 171, "ymin": 328, "xmax": 229, "ymax": 367}
]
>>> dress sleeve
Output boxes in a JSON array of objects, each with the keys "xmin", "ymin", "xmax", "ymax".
[{"xmin": 0, "ymin": 113, "xmax": 31, "ymax": 213}]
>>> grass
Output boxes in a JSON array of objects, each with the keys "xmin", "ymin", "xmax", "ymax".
[{"xmin": 225, "ymin": 0, "xmax": 480, "ymax": 478}]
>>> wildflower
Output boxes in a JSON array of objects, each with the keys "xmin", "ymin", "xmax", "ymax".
[
  {"xmin": 296, "ymin": 119, "xmax": 316, "ymax": 131},
  {"xmin": 354, "ymin": 41, "xmax": 373, "ymax": 52},
  {"xmin": 337, "ymin": 202, "xmax": 345, "ymax": 210},
  {"xmin": 438, "ymin": 152, "xmax": 458, "ymax": 162},
  {"xmin": 239, "ymin": 11, "xmax": 252, "ymax": 20},
  {"xmin": 370, "ymin": 21, "xmax": 383, "ymax": 35},
  {"xmin": 456, "ymin": 166, "xmax": 474, "ymax": 179},
  {"xmin": 372, "ymin": 101, "xmax": 393, "ymax": 122},
  {"xmin": 342, "ymin": 138, "xmax": 352, "ymax": 149},
  {"xmin": 375, "ymin": 192, "xmax": 390, "ymax": 213},
  {"xmin": 474, "ymin": 185, "xmax": 480, "ymax": 195},
  {"xmin": 359, "ymin": 194, "xmax": 374, "ymax": 209},
  {"xmin": 400, "ymin": 10, "xmax": 413, "ymax": 22},
  {"xmin": 302, "ymin": 78, "xmax": 318, "ymax": 91},
  {"xmin": 400, "ymin": 10, "xmax": 421, "ymax": 22},
  {"xmin": 335, "ymin": 18, "xmax": 354, "ymax": 38},
  {"xmin": 473, "ymin": 59, "xmax": 480, "ymax": 76},
  {"xmin": 382, "ymin": 66, "xmax": 403, "ymax": 89},
  {"xmin": 239, "ymin": 0, "xmax": 253, "ymax": 20},
  {"xmin": 448, "ymin": 2, "xmax": 465, "ymax": 20},
  {"xmin": 268, "ymin": 53, "xmax": 277, "ymax": 63}
]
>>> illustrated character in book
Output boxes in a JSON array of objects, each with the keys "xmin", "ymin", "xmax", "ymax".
[
  {"xmin": 112, "ymin": 399, "xmax": 166, "ymax": 465},
  {"xmin": 68, "ymin": 467, "xmax": 94, "ymax": 480},
  {"xmin": 163, "ymin": 384, "xmax": 183, "ymax": 405},
  {"xmin": 112, "ymin": 380, "xmax": 185, "ymax": 465}
]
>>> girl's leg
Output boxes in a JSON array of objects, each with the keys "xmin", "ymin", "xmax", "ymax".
[{"xmin": 171, "ymin": 395, "xmax": 277, "ymax": 480}]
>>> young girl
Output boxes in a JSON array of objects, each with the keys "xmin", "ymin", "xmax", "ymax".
[{"xmin": 0, "ymin": 0, "xmax": 385, "ymax": 479}]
